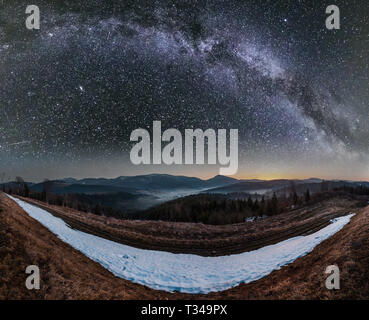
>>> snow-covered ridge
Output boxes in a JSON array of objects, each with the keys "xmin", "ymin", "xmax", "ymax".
[{"xmin": 7, "ymin": 195, "xmax": 354, "ymax": 294}]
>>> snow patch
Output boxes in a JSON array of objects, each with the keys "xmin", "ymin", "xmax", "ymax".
[
  {"xmin": 7, "ymin": 195, "xmax": 354, "ymax": 294},
  {"xmin": 245, "ymin": 215, "xmax": 267, "ymax": 222}
]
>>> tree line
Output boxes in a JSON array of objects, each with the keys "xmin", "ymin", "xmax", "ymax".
[{"xmin": 4, "ymin": 177, "xmax": 366, "ymax": 225}]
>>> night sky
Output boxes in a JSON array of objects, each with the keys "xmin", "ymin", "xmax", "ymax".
[{"xmin": 0, "ymin": 0, "xmax": 368, "ymax": 181}]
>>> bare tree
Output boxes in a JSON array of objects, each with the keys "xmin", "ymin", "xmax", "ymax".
[
  {"xmin": 42, "ymin": 179, "xmax": 53, "ymax": 203},
  {"xmin": 0, "ymin": 172, "xmax": 6, "ymax": 193},
  {"xmin": 289, "ymin": 180, "xmax": 296, "ymax": 195},
  {"xmin": 15, "ymin": 176, "xmax": 24, "ymax": 184},
  {"xmin": 15, "ymin": 176, "xmax": 25, "ymax": 195}
]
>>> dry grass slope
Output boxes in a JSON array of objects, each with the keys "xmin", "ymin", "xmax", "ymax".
[
  {"xmin": 0, "ymin": 193, "xmax": 177, "ymax": 299},
  {"xmin": 1, "ymin": 192, "xmax": 368, "ymax": 299},
  {"xmin": 204, "ymin": 205, "xmax": 369, "ymax": 299},
  {"xmin": 14, "ymin": 195, "xmax": 360, "ymax": 256}
]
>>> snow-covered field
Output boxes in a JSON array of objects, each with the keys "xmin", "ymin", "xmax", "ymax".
[{"xmin": 8, "ymin": 195, "xmax": 354, "ymax": 294}]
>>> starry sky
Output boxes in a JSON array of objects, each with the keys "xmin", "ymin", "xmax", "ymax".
[{"xmin": 0, "ymin": 0, "xmax": 368, "ymax": 182}]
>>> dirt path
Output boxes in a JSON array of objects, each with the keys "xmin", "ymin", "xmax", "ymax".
[
  {"xmin": 0, "ymin": 192, "xmax": 179, "ymax": 299},
  {"xmin": 1, "ymin": 192, "xmax": 368, "ymax": 299},
  {"xmin": 203, "ymin": 205, "xmax": 369, "ymax": 300},
  {"xmin": 15, "ymin": 195, "xmax": 357, "ymax": 256}
]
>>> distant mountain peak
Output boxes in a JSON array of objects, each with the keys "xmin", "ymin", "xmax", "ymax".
[{"xmin": 208, "ymin": 175, "xmax": 237, "ymax": 181}]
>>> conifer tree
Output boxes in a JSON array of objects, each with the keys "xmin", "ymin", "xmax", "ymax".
[
  {"xmin": 24, "ymin": 184, "xmax": 30, "ymax": 197},
  {"xmin": 304, "ymin": 189, "xmax": 310, "ymax": 202}
]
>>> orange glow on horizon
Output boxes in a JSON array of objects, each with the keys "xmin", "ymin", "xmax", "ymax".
[{"xmin": 196, "ymin": 171, "xmax": 367, "ymax": 182}]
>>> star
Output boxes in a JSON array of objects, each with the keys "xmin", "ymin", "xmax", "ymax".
[{"xmin": 0, "ymin": 0, "xmax": 367, "ymax": 181}]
